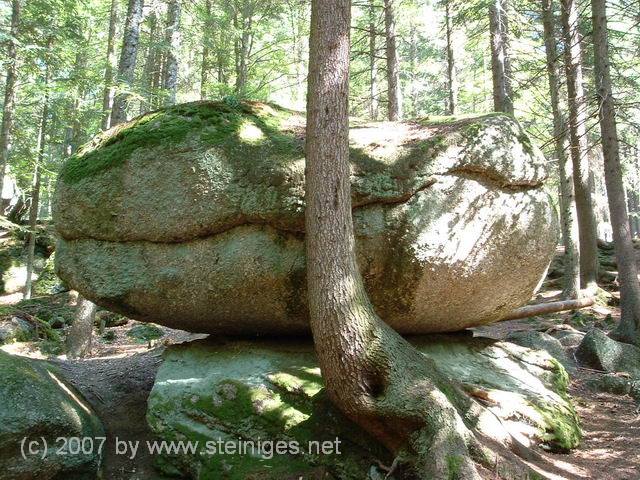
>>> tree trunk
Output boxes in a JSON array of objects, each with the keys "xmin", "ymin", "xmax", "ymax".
[
  {"xmin": 591, "ymin": 0, "xmax": 640, "ymax": 343},
  {"xmin": 541, "ymin": 0, "xmax": 580, "ymax": 298},
  {"xmin": 501, "ymin": 0, "xmax": 514, "ymax": 111},
  {"xmin": 233, "ymin": 3, "xmax": 252, "ymax": 96},
  {"xmin": 488, "ymin": 0, "xmax": 513, "ymax": 114},
  {"xmin": 305, "ymin": 0, "xmax": 529, "ymax": 477},
  {"xmin": 368, "ymin": 0, "xmax": 378, "ymax": 120},
  {"xmin": 560, "ymin": 0, "xmax": 599, "ymax": 290},
  {"xmin": 0, "ymin": 0, "xmax": 21, "ymax": 196},
  {"xmin": 200, "ymin": 0, "xmax": 212, "ymax": 100},
  {"xmin": 383, "ymin": 0, "xmax": 402, "ymax": 120},
  {"xmin": 111, "ymin": 0, "xmax": 144, "ymax": 126},
  {"xmin": 445, "ymin": 2, "xmax": 458, "ymax": 115},
  {"xmin": 66, "ymin": 297, "xmax": 97, "ymax": 359},
  {"xmin": 101, "ymin": 0, "xmax": 119, "ymax": 131},
  {"xmin": 24, "ymin": 42, "xmax": 51, "ymax": 300},
  {"xmin": 162, "ymin": 0, "xmax": 181, "ymax": 105}
]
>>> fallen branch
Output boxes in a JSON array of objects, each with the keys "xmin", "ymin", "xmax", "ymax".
[{"xmin": 500, "ymin": 297, "xmax": 595, "ymax": 321}]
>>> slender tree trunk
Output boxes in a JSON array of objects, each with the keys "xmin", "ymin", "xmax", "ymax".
[
  {"xmin": 445, "ymin": 2, "xmax": 458, "ymax": 115},
  {"xmin": 488, "ymin": 0, "xmax": 512, "ymax": 113},
  {"xmin": 234, "ymin": 3, "xmax": 251, "ymax": 96},
  {"xmin": 24, "ymin": 42, "xmax": 51, "ymax": 300},
  {"xmin": 541, "ymin": 0, "xmax": 580, "ymax": 298},
  {"xmin": 200, "ymin": 0, "xmax": 212, "ymax": 100},
  {"xmin": 101, "ymin": 0, "xmax": 119, "ymax": 131},
  {"xmin": 111, "ymin": 0, "xmax": 144, "ymax": 126},
  {"xmin": 501, "ymin": 0, "xmax": 514, "ymax": 111},
  {"xmin": 383, "ymin": 0, "xmax": 402, "ymax": 120},
  {"xmin": 368, "ymin": 0, "xmax": 378, "ymax": 120},
  {"xmin": 560, "ymin": 0, "xmax": 599, "ymax": 290},
  {"xmin": 591, "ymin": 0, "xmax": 640, "ymax": 343},
  {"xmin": 162, "ymin": 0, "xmax": 181, "ymax": 105},
  {"xmin": 305, "ymin": 0, "xmax": 526, "ymax": 477},
  {"xmin": 0, "ymin": 0, "xmax": 21, "ymax": 197},
  {"xmin": 66, "ymin": 298, "xmax": 97, "ymax": 359}
]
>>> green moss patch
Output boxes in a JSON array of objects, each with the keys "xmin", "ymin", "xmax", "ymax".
[{"xmin": 59, "ymin": 101, "xmax": 303, "ymax": 184}]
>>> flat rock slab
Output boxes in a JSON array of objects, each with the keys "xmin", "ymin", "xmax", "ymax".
[
  {"xmin": 54, "ymin": 102, "xmax": 557, "ymax": 335},
  {"xmin": 147, "ymin": 335, "xmax": 580, "ymax": 479}
]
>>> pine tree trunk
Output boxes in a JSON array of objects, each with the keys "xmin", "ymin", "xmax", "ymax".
[
  {"xmin": 162, "ymin": 0, "xmax": 181, "ymax": 105},
  {"xmin": 541, "ymin": 0, "xmax": 580, "ymax": 298},
  {"xmin": 501, "ymin": 0, "xmax": 514, "ymax": 111},
  {"xmin": 101, "ymin": 0, "xmax": 119, "ymax": 131},
  {"xmin": 0, "ymin": 0, "xmax": 21, "ymax": 197},
  {"xmin": 111, "ymin": 0, "xmax": 144, "ymax": 126},
  {"xmin": 560, "ymin": 0, "xmax": 599, "ymax": 290},
  {"xmin": 233, "ymin": 3, "xmax": 251, "ymax": 96},
  {"xmin": 445, "ymin": 2, "xmax": 458, "ymax": 115},
  {"xmin": 66, "ymin": 297, "xmax": 97, "ymax": 359},
  {"xmin": 488, "ymin": 0, "xmax": 512, "ymax": 113},
  {"xmin": 200, "ymin": 0, "xmax": 212, "ymax": 100},
  {"xmin": 24, "ymin": 42, "xmax": 51, "ymax": 300},
  {"xmin": 305, "ymin": 0, "xmax": 528, "ymax": 476},
  {"xmin": 591, "ymin": 0, "xmax": 640, "ymax": 343},
  {"xmin": 368, "ymin": 0, "xmax": 378, "ymax": 120},
  {"xmin": 383, "ymin": 0, "xmax": 402, "ymax": 120}
]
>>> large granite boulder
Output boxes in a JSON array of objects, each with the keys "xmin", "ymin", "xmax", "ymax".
[
  {"xmin": 53, "ymin": 101, "xmax": 557, "ymax": 335},
  {"xmin": 0, "ymin": 351, "xmax": 104, "ymax": 479},
  {"xmin": 146, "ymin": 336, "xmax": 580, "ymax": 479}
]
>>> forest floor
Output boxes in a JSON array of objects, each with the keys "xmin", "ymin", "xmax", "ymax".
[{"xmin": 1, "ymin": 245, "xmax": 639, "ymax": 479}]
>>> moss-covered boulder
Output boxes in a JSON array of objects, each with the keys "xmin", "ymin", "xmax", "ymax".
[
  {"xmin": 0, "ymin": 351, "xmax": 104, "ymax": 479},
  {"xmin": 146, "ymin": 336, "xmax": 580, "ymax": 479},
  {"xmin": 53, "ymin": 101, "xmax": 557, "ymax": 335},
  {"xmin": 576, "ymin": 328, "xmax": 640, "ymax": 378}
]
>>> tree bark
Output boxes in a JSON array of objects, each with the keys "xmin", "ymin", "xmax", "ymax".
[
  {"xmin": 560, "ymin": 0, "xmax": 599, "ymax": 290},
  {"xmin": 304, "ymin": 0, "xmax": 529, "ymax": 477},
  {"xmin": 541, "ymin": 0, "xmax": 580, "ymax": 298},
  {"xmin": 200, "ymin": 0, "xmax": 213, "ymax": 100},
  {"xmin": 66, "ymin": 297, "xmax": 97, "ymax": 359},
  {"xmin": 101, "ymin": 0, "xmax": 119, "ymax": 131},
  {"xmin": 24, "ymin": 41, "xmax": 51, "ymax": 300},
  {"xmin": 111, "ymin": 0, "xmax": 144, "ymax": 126},
  {"xmin": 233, "ymin": 1, "xmax": 252, "ymax": 96},
  {"xmin": 488, "ymin": 0, "xmax": 513, "ymax": 114},
  {"xmin": 368, "ymin": 0, "xmax": 379, "ymax": 120},
  {"xmin": 591, "ymin": 0, "xmax": 640, "ymax": 343},
  {"xmin": 383, "ymin": 0, "xmax": 402, "ymax": 120},
  {"xmin": 445, "ymin": 2, "xmax": 458, "ymax": 115},
  {"xmin": 162, "ymin": 0, "xmax": 181, "ymax": 105},
  {"xmin": 0, "ymin": 0, "xmax": 21, "ymax": 197}
]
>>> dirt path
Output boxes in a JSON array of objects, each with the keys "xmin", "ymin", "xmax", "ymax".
[{"xmin": 52, "ymin": 350, "xmax": 167, "ymax": 480}]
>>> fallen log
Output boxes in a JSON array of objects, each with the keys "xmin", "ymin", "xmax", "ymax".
[{"xmin": 500, "ymin": 297, "xmax": 595, "ymax": 321}]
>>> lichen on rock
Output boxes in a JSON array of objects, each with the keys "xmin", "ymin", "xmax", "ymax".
[
  {"xmin": 146, "ymin": 336, "xmax": 581, "ymax": 479},
  {"xmin": 53, "ymin": 101, "xmax": 558, "ymax": 335}
]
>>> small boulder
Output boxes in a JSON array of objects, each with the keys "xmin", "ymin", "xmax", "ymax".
[
  {"xmin": 575, "ymin": 328, "xmax": 640, "ymax": 378},
  {"xmin": 94, "ymin": 310, "xmax": 129, "ymax": 328},
  {"xmin": 0, "ymin": 351, "xmax": 104, "ymax": 479},
  {"xmin": 0, "ymin": 316, "xmax": 36, "ymax": 344}
]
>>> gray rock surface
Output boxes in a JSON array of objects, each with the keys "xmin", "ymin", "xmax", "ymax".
[
  {"xmin": 54, "ymin": 102, "xmax": 558, "ymax": 335},
  {"xmin": 0, "ymin": 351, "xmax": 104, "ymax": 479},
  {"xmin": 146, "ymin": 336, "xmax": 580, "ymax": 479},
  {"xmin": 0, "ymin": 317, "xmax": 35, "ymax": 344},
  {"xmin": 576, "ymin": 328, "xmax": 640, "ymax": 378},
  {"xmin": 506, "ymin": 330, "xmax": 575, "ymax": 372}
]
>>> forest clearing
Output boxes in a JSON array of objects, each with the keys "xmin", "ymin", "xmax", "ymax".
[{"xmin": 0, "ymin": 0, "xmax": 639, "ymax": 478}]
